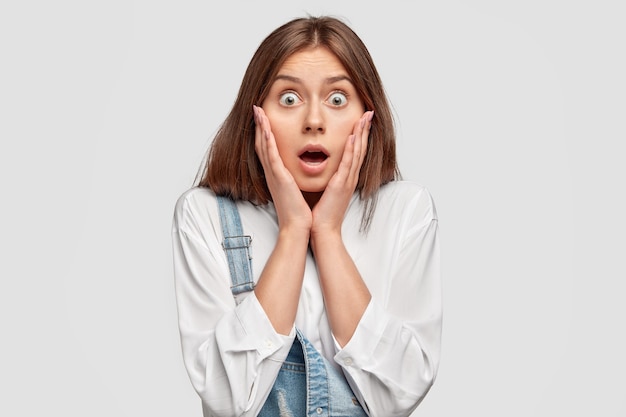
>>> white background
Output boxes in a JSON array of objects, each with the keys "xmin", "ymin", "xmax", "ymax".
[{"xmin": 1, "ymin": 0, "xmax": 624, "ymax": 415}]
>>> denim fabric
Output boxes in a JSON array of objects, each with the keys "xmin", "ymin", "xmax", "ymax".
[
  {"xmin": 217, "ymin": 196, "xmax": 254, "ymax": 295},
  {"xmin": 218, "ymin": 196, "xmax": 367, "ymax": 416},
  {"xmin": 259, "ymin": 329, "xmax": 367, "ymax": 417},
  {"xmin": 258, "ymin": 340, "xmax": 306, "ymax": 416}
]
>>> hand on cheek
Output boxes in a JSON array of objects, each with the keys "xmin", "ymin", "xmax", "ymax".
[
  {"xmin": 311, "ymin": 110, "xmax": 374, "ymax": 235},
  {"xmin": 253, "ymin": 105, "xmax": 312, "ymax": 233}
]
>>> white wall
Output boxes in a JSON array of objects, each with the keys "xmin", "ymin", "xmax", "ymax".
[{"xmin": 1, "ymin": 1, "xmax": 624, "ymax": 415}]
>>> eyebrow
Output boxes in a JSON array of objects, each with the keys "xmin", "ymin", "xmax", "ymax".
[{"xmin": 274, "ymin": 74, "xmax": 354, "ymax": 85}]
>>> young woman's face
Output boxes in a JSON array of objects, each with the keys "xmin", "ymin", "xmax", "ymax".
[{"xmin": 261, "ymin": 47, "xmax": 365, "ymax": 197}]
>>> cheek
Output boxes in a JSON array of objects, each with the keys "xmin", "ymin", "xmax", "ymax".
[
  {"xmin": 343, "ymin": 119, "xmax": 358, "ymax": 133},
  {"xmin": 266, "ymin": 118, "xmax": 289, "ymax": 148},
  {"xmin": 332, "ymin": 114, "xmax": 360, "ymax": 137},
  {"xmin": 265, "ymin": 116, "xmax": 297, "ymax": 163},
  {"xmin": 265, "ymin": 110, "xmax": 295, "ymax": 133}
]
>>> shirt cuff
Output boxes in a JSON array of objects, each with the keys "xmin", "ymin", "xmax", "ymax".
[
  {"xmin": 233, "ymin": 292, "xmax": 296, "ymax": 359},
  {"xmin": 333, "ymin": 299, "xmax": 390, "ymax": 368}
]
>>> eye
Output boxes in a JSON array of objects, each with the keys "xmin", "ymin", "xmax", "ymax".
[
  {"xmin": 327, "ymin": 91, "xmax": 348, "ymax": 107},
  {"xmin": 279, "ymin": 92, "xmax": 301, "ymax": 106}
]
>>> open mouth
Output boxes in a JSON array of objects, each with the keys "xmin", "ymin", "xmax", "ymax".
[{"xmin": 299, "ymin": 150, "xmax": 328, "ymax": 165}]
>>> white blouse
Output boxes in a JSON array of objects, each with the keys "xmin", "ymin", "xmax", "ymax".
[{"xmin": 172, "ymin": 181, "xmax": 441, "ymax": 417}]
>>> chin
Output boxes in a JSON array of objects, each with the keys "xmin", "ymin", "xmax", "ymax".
[
  {"xmin": 297, "ymin": 183, "xmax": 328, "ymax": 194},
  {"xmin": 299, "ymin": 186, "xmax": 325, "ymax": 194}
]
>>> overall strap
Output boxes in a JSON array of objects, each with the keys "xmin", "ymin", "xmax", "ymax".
[{"xmin": 216, "ymin": 196, "xmax": 254, "ymax": 299}]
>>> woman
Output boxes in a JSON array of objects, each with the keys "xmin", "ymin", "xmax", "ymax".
[{"xmin": 172, "ymin": 16, "xmax": 441, "ymax": 417}]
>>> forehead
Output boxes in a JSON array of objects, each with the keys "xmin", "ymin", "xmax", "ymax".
[{"xmin": 277, "ymin": 47, "xmax": 348, "ymax": 76}]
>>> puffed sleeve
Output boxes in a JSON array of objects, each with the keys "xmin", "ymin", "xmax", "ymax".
[
  {"xmin": 334, "ymin": 186, "xmax": 441, "ymax": 416},
  {"xmin": 171, "ymin": 189, "xmax": 295, "ymax": 417}
]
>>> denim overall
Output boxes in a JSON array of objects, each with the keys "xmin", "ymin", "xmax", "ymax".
[{"xmin": 217, "ymin": 196, "xmax": 367, "ymax": 417}]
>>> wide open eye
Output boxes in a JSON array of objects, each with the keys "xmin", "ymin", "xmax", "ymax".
[
  {"xmin": 327, "ymin": 91, "xmax": 348, "ymax": 107},
  {"xmin": 279, "ymin": 92, "xmax": 301, "ymax": 106}
]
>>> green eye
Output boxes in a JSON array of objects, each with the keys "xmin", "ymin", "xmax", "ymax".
[
  {"xmin": 328, "ymin": 92, "xmax": 348, "ymax": 106},
  {"xmin": 279, "ymin": 92, "xmax": 300, "ymax": 106}
]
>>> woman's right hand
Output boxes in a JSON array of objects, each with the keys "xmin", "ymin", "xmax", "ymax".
[
  {"xmin": 252, "ymin": 105, "xmax": 310, "ymax": 335},
  {"xmin": 253, "ymin": 105, "xmax": 312, "ymax": 235}
]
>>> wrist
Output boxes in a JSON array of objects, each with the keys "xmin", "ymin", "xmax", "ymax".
[
  {"xmin": 311, "ymin": 222, "xmax": 342, "ymax": 239},
  {"xmin": 278, "ymin": 224, "xmax": 311, "ymax": 244},
  {"xmin": 310, "ymin": 227, "xmax": 343, "ymax": 253}
]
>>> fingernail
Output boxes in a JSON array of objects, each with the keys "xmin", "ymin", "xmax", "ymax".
[
  {"xmin": 350, "ymin": 134, "xmax": 356, "ymax": 144},
  {"xmin": 360, "ymin": 118, "xmax": 366, "ymax": 129},
  {"xmin": 368, "ymin": 111, "xmax": 374, "ymax": 122}
]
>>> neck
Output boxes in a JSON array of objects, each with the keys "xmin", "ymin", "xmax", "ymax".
[{"xmin": 302, "ymin": 191, "xmax": 322, "ymax": 208}]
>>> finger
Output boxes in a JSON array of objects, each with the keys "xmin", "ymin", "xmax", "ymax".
[
  {"xmin": 256, "ymin": 109, "xmax": 282, "ymax": 177},
  {"xmin": 265, "ymin": 128, "xmax": 281, "ymax": 177},
  {"xmin": 347, "ymin": 113, "xmax": 368, "ymax": 184},
  {"xmin": 253, "ymin": 106, "xmax": 263, "ymax": 157},
  {"xmin": 253, "ymin": 106, "xmax": 269, "ymax": 169},
  {"xmin": 257, "ymin": 106, "xmax": 274, "ymax": 133},
  {"xmin": 331, "ymin": 113, "xmax": 365, "ymax": 189},
  {"xmin": 255, "ymin": 107, "xmax": 278, "ymax": 182},
  {"xmin": 359, "ymin": 111, "xmax": 373, "ymax": 167},
  {"xmin": 257, "ymin": 108, "xmax": 293, "ymax": 183},
  {"xmin": 329, "ymin": 133, "xmax": 355, "ymax": 189},
  {"xmin": 257, "ymin": 107, "xmax": 279, "ymax": 173}
]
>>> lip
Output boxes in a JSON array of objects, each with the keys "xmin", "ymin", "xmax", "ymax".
[{"xmin": 298, "ymin": 144, "xmax": 329, "ymax": 175}]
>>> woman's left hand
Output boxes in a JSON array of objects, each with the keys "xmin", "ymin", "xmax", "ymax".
[{"xmin": 311, "ymin": 110, "xmax": 373, "ymax": 237}]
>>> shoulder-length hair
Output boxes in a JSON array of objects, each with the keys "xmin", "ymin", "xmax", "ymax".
[{"xmin": 198, "ymin": 16, "xmax": 399, "ymax": 230}]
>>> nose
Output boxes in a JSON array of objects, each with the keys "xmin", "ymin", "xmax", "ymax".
[{"xmin": 303, "ymin": 103, "xmax": 325, "ymax": 133}]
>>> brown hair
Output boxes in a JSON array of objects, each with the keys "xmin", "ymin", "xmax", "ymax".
[{"xmin": 198, "ymin": 16, "xmax": 399, "ymax": 229}]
